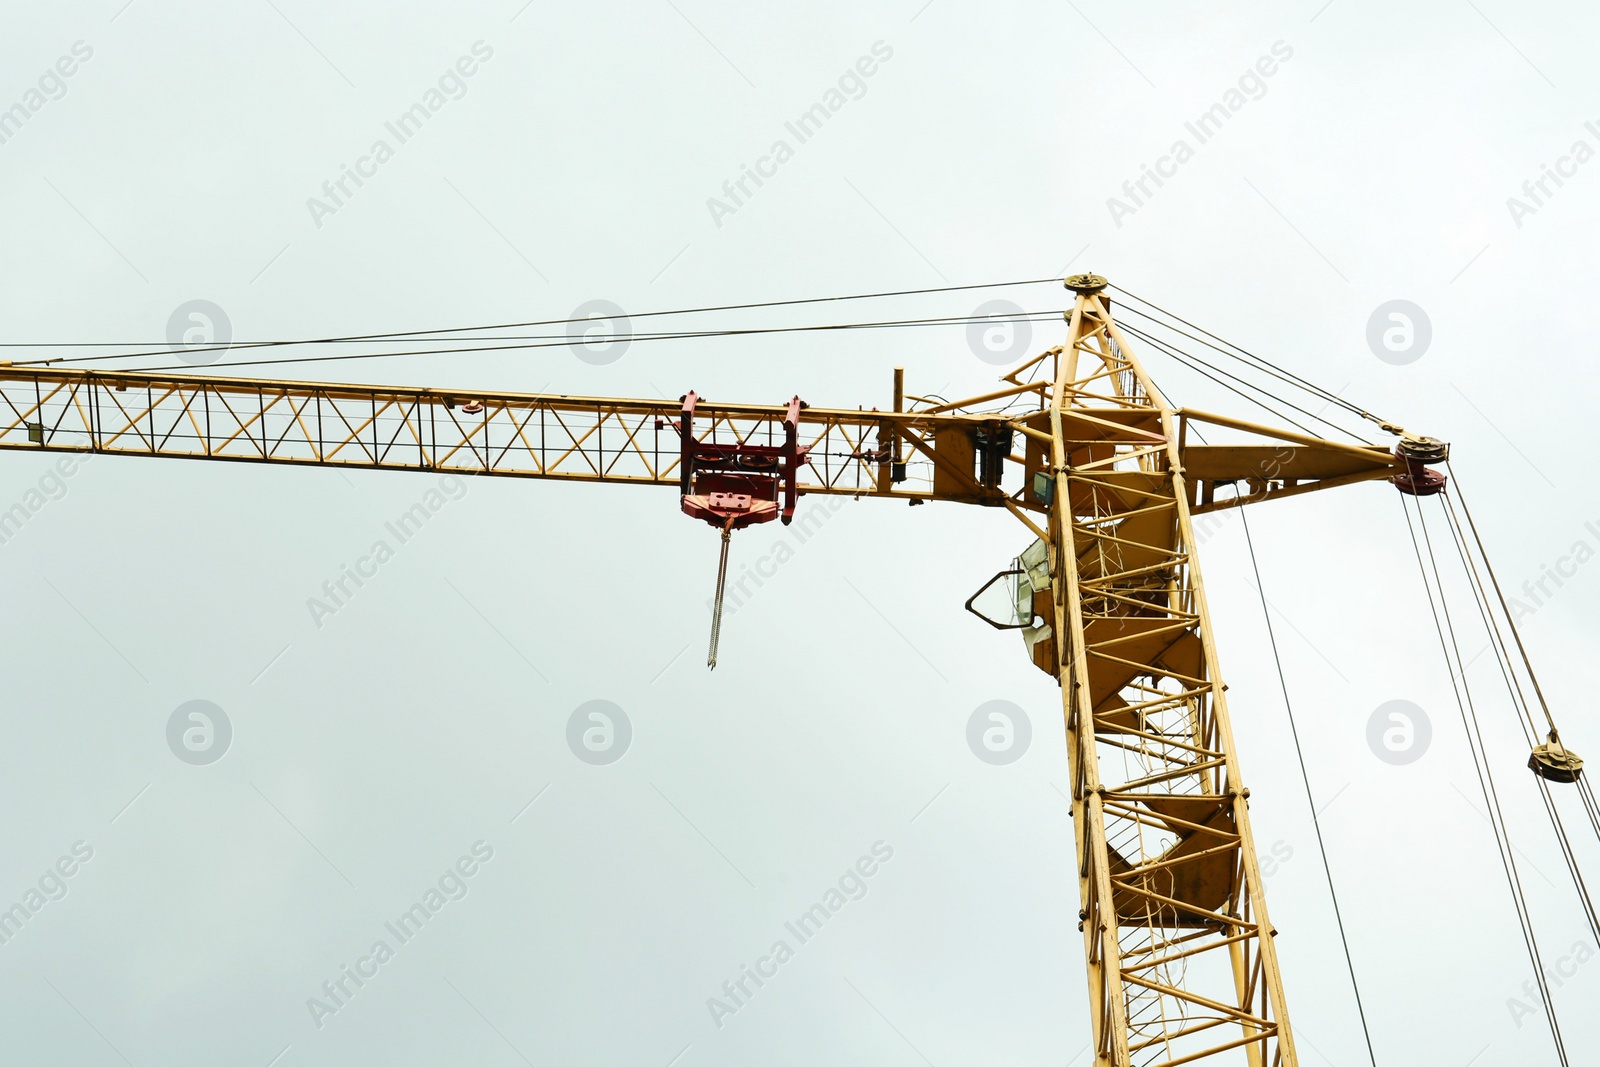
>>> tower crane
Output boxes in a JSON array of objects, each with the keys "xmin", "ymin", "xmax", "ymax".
[{"xmin": 1, "ymin": 273, "xmax": 1590, "ymax": 1066}]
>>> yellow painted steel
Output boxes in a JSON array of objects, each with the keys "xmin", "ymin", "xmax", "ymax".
[
  {"xmin": 1044, "ymin": 277, "xmax": 1297, "ymax": 1066},
  {"xmin": 0, "ymin": 281, "xmax": 1404, "ymax": 1063},
  {"xmin": 0, "ymin": 364, "xmax": 1037, "ymax": 504}
]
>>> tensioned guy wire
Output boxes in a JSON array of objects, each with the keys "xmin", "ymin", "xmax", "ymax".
[
  {"xmin": 1400, "ymin": 493, "xmax": 1571, "ymax": 1065},
  {"xmin": 1107, "ymin": 302, "xmax": 1378, "ymax": 445},
  {"xmin": 7, "ymin": 275, "xmax": 1064, "ymax": 368},
  {"xmin": 1237, "ymin": 505, "xmax": 1379, "ymax": 1067},
  {"xmin": 1107, "ymin": 283, "xmax": 1385, "ymax": 428},
  {"xmin": 1115, "ymin": 320, "xmax": 1352, "ymax": 442},
  {"xmin": 85, "ymin": 311, "xmax": 1076, "ymax": 374},
  {"xmin": 1433, "ymin": 485, "xmax": 1600, "ymax": 944}
]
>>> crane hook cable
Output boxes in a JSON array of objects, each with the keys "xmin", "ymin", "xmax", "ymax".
[
  {"xmin": 1400, "ymin": 493, "xmax": 1571, "ymax": 1065},
  {"xmin": 1238, "ymin": 507, "xmax": 1379, "ymax": 1067}
]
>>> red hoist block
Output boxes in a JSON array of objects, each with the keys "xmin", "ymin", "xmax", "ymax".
[
  {"xmin": 1393, "ymin": 436, "xmax": 1449, "ymax": 496},
  {"xmin": 679, "ymin": 393, "xmax": 809, "ymax": 530}
]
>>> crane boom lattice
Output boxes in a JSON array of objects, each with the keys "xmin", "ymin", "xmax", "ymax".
[{"xmin": 1039, "ymin": 277, "xmax": 1295, "ymax": 1067}]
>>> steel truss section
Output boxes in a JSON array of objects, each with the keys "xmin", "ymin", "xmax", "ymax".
[
  {"xmin": 1044, "ymin": 284, "xmax": 1299, "ymax": 1067},
  {"xmin": 0, "ymin": 366, "xmax": 1021, "ymax": 501}
]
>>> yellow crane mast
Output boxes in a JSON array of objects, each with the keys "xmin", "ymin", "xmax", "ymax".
[{"xmin": 0, "ymin": 275, "xmax": 1447, "ymax": 1065}]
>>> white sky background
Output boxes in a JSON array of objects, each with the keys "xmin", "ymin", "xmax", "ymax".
[{"xmin": 1, "ymin": 1, "xmax": 1597, "ymax": 1064}]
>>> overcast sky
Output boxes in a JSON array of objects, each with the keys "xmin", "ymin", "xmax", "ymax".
[{"xmin": 1, "ymin": 2, "xmax": 1597, "ymax": 1065}]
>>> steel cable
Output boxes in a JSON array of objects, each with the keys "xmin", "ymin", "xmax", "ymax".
[
  {"xmin": 1238, "ymin": 506, "xmax": 1380, "ymax": 1066},
  {"xmin": 1400, "ymin": 493, "xmax": 1570, "ymax": 1064},
  {"xmin": 1435, "ymin": 490, "xmax": 1600, "ymax": 943},
  {"xmin": 1115, "ymin": 321, "xmax": 1341, "ymax": 441},
  {"xmin": 35, "ymin": 310, "xmax": 1073, "ymax": 375},
  {"xmin": 8, "ymin": 276, "xmax": 1065, "ymax": 368},
  {"xmin": 1107, "ymin": 284, "xmax": 1385, "ymax": 429}
]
